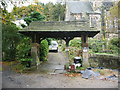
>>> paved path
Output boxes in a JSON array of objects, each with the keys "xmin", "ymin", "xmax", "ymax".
[
  {"xmin": 34, "ymin": 52, "xmax": 68, "ymax": 74},
  {"xmin": 2, "ymin": 52, "xmax": 118, "ymax": 88}
]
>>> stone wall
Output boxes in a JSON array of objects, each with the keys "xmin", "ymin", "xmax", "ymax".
[{"xmin": 89, "ymin": 54, "xmax": 120, "ymax": 69}]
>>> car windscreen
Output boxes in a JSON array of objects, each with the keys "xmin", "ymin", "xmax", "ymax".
[{"xmin": 52, "ymin": 43, "xmax": 57, "ymax": 45}]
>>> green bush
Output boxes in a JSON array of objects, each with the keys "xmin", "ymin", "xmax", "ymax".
[
  {"xmin": 2, "ymin": 23, "xmax": 20, "ymax": 61},
  {"xmin": 110, "ymin": 38, "xmax": 120, "ymax": 48},
  {"xmin": 16, "ymin": 37, "xmax": 31, "ymax": 60},
  {"xmin": 109, "ymin": 38, "xmax": 120, "ymax": 54},
  {"xmin": 20, "ymin": 58, "xmax": 32, "ymax": 62},
  {"xmin": 16, "ymin": 37, "xmax": 32, "ymax": 67},
  {"xmin": 89, "ymin": 39, "xmax": 104, "ymax": 53},
  {"xmin": 46, "ymin": 38, "xmax": 54, "ymax": 45},
  {"xmin": 89, "ymin": 38, "xmax": 119, "ymax": 55},
  {"xmin": 69, "ymin": 39, "xmax": 81, "ymax": 48},
  {"xmin": 20, "ymin": 58, "xmax": 32, "ymax": 67},
  {"xmin": 40, "ymin": 40, "xmax": 49, "ymax": 61}
]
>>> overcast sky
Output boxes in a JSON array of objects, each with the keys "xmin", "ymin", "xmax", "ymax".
[{"xmin": 39, "ymin": 0, "xmax": 57, "ymax": 4}]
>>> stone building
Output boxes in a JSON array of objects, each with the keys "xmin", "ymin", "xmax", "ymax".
[
  {"xmin": 103, "ymin": 1, "xmax": 119, "ymax": 40},
  {"xmin": 65, "ymin": 1, "xmax": 101, "ymax": 31},
  {"xmin": 60, "ymin": 0, "xmax": 119, "ymax": 40}
]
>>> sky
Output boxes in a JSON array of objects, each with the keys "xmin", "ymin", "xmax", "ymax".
[
  {"xmin": 2, "ymin": 0, "xmax": 58, "ymax": 12},
  {"xmin": 39, "ymin": 0, "xmax": 57, "ymax": 4}
]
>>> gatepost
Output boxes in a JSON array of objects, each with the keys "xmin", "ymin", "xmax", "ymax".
[{"xmin": 81, "ymin": 35, "xmax": 90, "ymax": 68}]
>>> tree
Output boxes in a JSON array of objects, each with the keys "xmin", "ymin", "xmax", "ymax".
[
  {"xmin": 43, "ymin": 2, "xmax": 54, "ymax": 21},
  {"xmin": 24, "ymin": 11, "xmax": 45, "ymax": 25},
  {"xmin": 53, "ymin": 3, "xmax": 65, "ymax": 21},
  {"xmin": 118, "ymin": 1, "xmax": 120, "ymax": 30},
  {"xmin": 12, "ymin": 4, "xmax": 44, "ymax": 18},
  {"xmin": 1, "ymin": 0, "xmax": 47, "ymax": 66},
  {"xmin": 43, "ymin": 3, "xmax": 65, "ymax": 21},
  {"xmin": 11, "ymin": 4, "xmax": 45, "ymax": 25},
  {"xmin": 24, "ymin": 17, "xmax": 32, "ymax": 25},
  {"xmin": 30, "ymin": 11, "xmax": 45, "ymax": 21},
  {"xmin": 109, "ymin": 3, "xmax": 118, "ymax": 32},
  {"xmin": 0, "ymin": 0, "xmax": 29, "ymax": 24},
  {"xmin": 2, "ymin": 23, "xmax": 21, "ymax": 60},
  {"xmin": 100, "ymin": 2, "xmax": 119, "ymax": 51},
  {"xmin": 0, "ymin": 8, "xmax": 16, "ymax": 24}
]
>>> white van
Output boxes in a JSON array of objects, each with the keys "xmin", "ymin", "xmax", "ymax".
[{"xmin": 49, "ymin": 41, "xmax": 58, "ymax": 52}]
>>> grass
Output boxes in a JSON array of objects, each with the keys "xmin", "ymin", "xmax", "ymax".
[
  {"xmin": 76, "ymin": 67, "xmax": 85, "ymax": 70},
  {"xmin": 12, "ymin": 63, "xmax": 26, "ymax": 73},
  {"xmin": 1, "ymin": 61, "xmax": 27, "ymax": 73},
  {"xmin": 92, "ymin": 52, "xmax": 118, "ymax": 56},
  {"xmin": 0, "ymin": 67, "xmax": 2, "ymax": 71}
]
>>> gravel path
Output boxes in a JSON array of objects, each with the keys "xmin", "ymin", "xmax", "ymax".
[{"xmin": 2, "ymin": 51, "xmax": 119, "ymax": 88}]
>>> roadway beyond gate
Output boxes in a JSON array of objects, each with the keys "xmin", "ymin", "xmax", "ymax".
[{"xmin": 34, "ymin": 51, "xmax": 68, "ymax": 74}]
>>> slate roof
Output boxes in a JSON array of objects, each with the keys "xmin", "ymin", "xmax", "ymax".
[
  {"xmin": 67, "ymin": 1, "xmax": 94, "ymax": 14},
  {"xmin": 21, "ymin": 21, "xmax": 98, "ymax": 31},
  {"xmin": 19, "ymin": 21, "xmax": 100, "ymax": 37}
]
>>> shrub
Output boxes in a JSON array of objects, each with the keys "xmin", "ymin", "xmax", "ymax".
[
  {"xmin": 46, "ymin": 38, "xmax": 53, "ymax": 45},
  {"xmin": 16, "ymin": 37, "xmax": 31, "ymax": 59},
  {"xmin": 109, "ymin": 38, "xmax": 120, "ymax": 54},
  {"xmin": 20, "ymin": 58, "xmax": 32, "ymax": 67},
  {"xmin": 40, "ymin": 40, "xmax": 49, "ymax": 61},
  {"xmin": 16, "ymin": 37, "xmax": 32, "ymax": 67},
  {"xmin": 2, "ymin": 23, "xmax": 20, "ymax": 61},
  {"xmin": 110, "ymin": 38, "xmax": 120, "ymax": 48},
  {"xmin": 89, "ymin": 39, "xmax": 104, "ymax": 53},
  {"xmin": 69, "ymin": 39, "xmax": 81, "ymax": 48}
]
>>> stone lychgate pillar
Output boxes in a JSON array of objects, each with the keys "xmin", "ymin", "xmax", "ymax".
[
  {"xmin": 81, "ymin": 35, "xmax": 90, "ymax": 68},
  {"xmin": 31, "ymin": 34, "xmax": 41, "ymax": 66},
  {"xmin": 31, "ymin": 43, "xmax": 40, "ymax": 66}
]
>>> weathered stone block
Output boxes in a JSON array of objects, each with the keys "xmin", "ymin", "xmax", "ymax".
[{"xmin": 31, "ymin": 43, "xmax": 40, "ymax": 66}]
